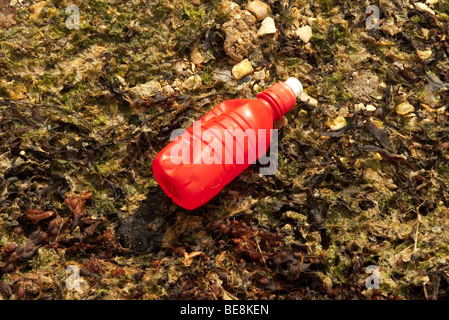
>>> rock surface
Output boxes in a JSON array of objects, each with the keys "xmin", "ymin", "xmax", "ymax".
[{"xmin": 221, "ymin": 7, "xmax": 258, "ymax": 62}]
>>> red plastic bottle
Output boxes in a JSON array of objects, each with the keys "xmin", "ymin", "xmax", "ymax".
[{"xmin": 152, "ymin": 78, "xmax": 303, "ymax": 210}]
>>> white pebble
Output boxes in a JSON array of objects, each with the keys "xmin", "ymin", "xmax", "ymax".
[
  {"xmin": 366, "ymin": 104, "xmax": 377, "ymax": 112},
  {"xmin": 257, "ymin": 17, "xmax": 276, "ymax": 37},
  {"xmin": 299, "ymin": 92, "xmax": 318, "ymax": 107},
  {"xmin": 295, "ymin": 25, "xmax": 312, "ymax": 44}
]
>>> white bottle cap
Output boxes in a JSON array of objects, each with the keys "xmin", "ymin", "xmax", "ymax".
[{"xmin": 284, "ymin": 77, "xmax": 303, "ymax": 98}]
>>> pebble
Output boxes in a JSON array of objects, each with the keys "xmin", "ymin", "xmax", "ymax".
[
  {"xmin": 257, "ymin": 16, "xmax": 276, "ymax": 37},
  {"xmin": 190, "ymin": 48, "xmax": 204, "ymax": 65},
  {"xmin": 29, "ymin": 1, "xmax": 46, "ymax": 21},
  {"xmin": 387, "ymin": 183, "xmax": 398, "ymax": 190},
  {"xmin": 395, "ymin": 101, "xmax": 415, "ymax": 115},
  {"xmin": 326, "ymin": 115, "xmax": 347, "ymax": 131},
  {"xmin": 245, "ymin": 0, "xmax": 271, "ymax": 21},
  {"xmin": 232, "ymin": 59, "xmax": 253, "ymax": 80},
  {"xmin": 299, "ymin": 92, "xmax": 318, "ymax": 107},
  {"xmin": 253, "ymin": 70, "xmax": 265, "ymax": 81},
  {"xmin": 213, "ymin": 69, "xmax": 233, "ymax": 83},
  {"xmin": 182, "ymin": 75, "xmax": 202, "ymax": 91},
  {"xmin": 414, "ymin": 2, "xmax": 435, "ymax": 15},
  {"xmin": 366, "ymin": 104, "xmax": 377, "ymax": 112},
  {"xmin": 295, "ymin": 25, "xmax": 312, "ymax": 43},
  {"xmin": 128, "ymin": 80, "xmax": 161, "ymax": 99}
]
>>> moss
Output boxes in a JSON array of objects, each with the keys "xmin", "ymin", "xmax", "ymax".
[
  {"xmin": 317, "ymin": 0, "xmax": 336, "ymax": 14},
  {"xmin": 202, "ymin": 63, "xmax": 214, "ymax": 85},
  {"xmin": 364, "ymin": 158, "xmax": 382, "ymax": 171}
]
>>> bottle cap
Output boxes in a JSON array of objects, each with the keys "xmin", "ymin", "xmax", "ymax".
[
  {"xmin": 257, "ymin": 77, "xmax": 303, "ymax": 121},
  {"xmin": 284, "ymin": 77, "xmax": 303, "ymax": 98}
]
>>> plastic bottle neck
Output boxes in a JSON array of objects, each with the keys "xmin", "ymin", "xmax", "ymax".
[{"xmin": 257, "ymin": 82, "xmax": 298, "ymax": 121}]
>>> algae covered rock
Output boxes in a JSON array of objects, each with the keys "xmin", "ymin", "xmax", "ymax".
[{"xmin": 221, "ymin": 4, "xmax": 258, "ymax": 62}]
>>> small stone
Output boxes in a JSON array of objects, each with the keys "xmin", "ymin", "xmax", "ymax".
[
  {"xmin": 253, "ymin": 70, "xmax": 265, "ymax": 81},
  {"xmin": 417, "ymin": 47, "xmax": 432, "ymax": 60},
  {"xmin": 128, "ymin": 80, "xmax": 161, "ymax": 99},
  {"xmin": 182, "ymin": 75, "xmax": 203, "ymax": 91},
  {"xmin": 299, "ymin": 92, "xmax": 318, "ymax": 107},
  {"xmin": 190, "ymin": 49, "xmax": 204, "ymax": 65},
  {"xmin": 232, "ymin": 59, "xmax": 253, "ymax": 80},
  {"xmin": 191, "ymin": 0, "xmax": 201, "ymax": 5},
  {"xmin": 423, "ymin": 83, "xmax": 438, "ymax": 107},
  {"xmin": 246, "ymin": 0, "xmax": 271, "ymax": 21},
  {"xmin": 326, "ymin": 115, "xmax": 347, "ymax": 131},
  {"xmin": 257, "ymin": 16, "xmax": 276, "ymax": 37},
  {"xmin": 426, "ymin": 72, "xmax": 449, "ymax": 93},
  {"xmin": 426, "ymin": 0, "xmax": 439, "ymax": 4},
  {"xmin": 213, "ymin": 69, "xmax": 233, "ymax": 83},
  {"xmin": 295, "ymin": 25, "xmax": 312, "ymax": 43},
  {"xmin": 393, "ymin": 61, "xmax": 404, "ymax": 70},
  {"xmin": 414, "ymin": 2, "xmax": 435, "ymax": 15},
  {"xmin": 29, "ymin": 1, "xmax": 46, "ymax": 21},
  {"xmin": 396, "ymin": 101, "xmax": 415, "ymax": 115},
  {"xmin": 366, "ymin": 104, "xmax": 377, "ymax": 112},
  {"xmin": 387, "ymin": 183, "xmax": 398, "ymax": 190}
]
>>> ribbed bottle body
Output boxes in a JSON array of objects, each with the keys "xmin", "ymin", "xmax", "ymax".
[{"xmin": 152, "ymin": 99, "xmax": 274, "ymax": 210}]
